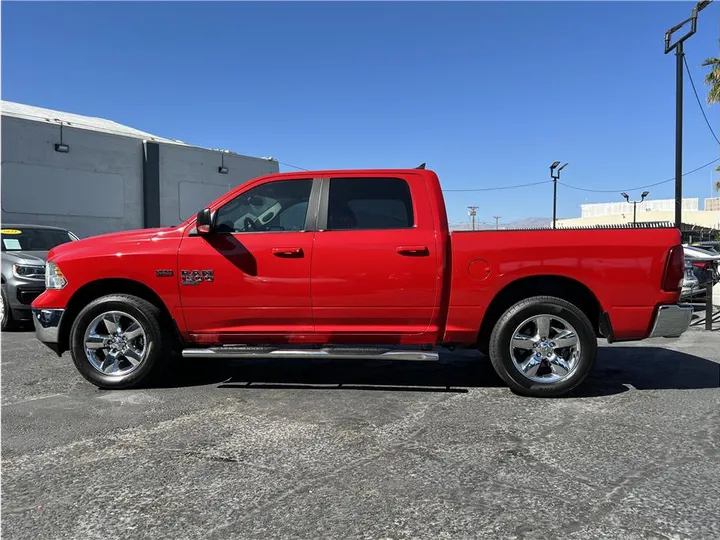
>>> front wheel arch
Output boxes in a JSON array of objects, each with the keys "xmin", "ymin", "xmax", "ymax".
[{"xmin": 58, "ymin": 278, "xmax": 183, "ymax": 355}]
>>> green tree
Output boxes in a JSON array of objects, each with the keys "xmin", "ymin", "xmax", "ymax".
[
  {"xmin": 703, "ymin": 55, "xmax": 720, "ymax": 104},
  {"xmin": 703, "ymin": 54, "xmax": 720, "ymax": 174}
]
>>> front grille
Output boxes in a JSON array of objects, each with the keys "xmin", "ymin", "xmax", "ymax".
[{"xmin": 16, "ymin": 287, "xmax": 45, "ymax": 305}]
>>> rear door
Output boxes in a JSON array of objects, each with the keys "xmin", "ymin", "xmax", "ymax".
[{"xmin": 310, "ymin": 173, "xmax": 440, "ymax": 340}]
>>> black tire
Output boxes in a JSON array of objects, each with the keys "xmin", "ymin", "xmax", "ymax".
[
  {"xmin": 1, "ymin": 286, "xmax": 14, "ymax": 331},
  {"xmin": 69, "ymin": 294, "xmax": 172, "ymax": 389},
  {"xmin": 488, "ymin": 295, "xmax": 597, "ymax": 398}
]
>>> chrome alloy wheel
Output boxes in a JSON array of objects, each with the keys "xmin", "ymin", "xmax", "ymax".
[
  {"xmin": 83, "ymin": 311, "xmax": 148, "ymax": 376},
  {"xmin": 0, "ymin": 291, "xmax": 5, "ymax": 326},
  {"xmin": 509, "ymin": 314, "xmax": 581, "ymax": 384}
]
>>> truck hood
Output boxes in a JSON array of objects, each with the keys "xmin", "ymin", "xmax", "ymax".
[
  {"xmin": 1, "ymin": 251, "xmax": 48, "ymax": 265},
  {"xmin": 47, "ymin": 226, "xmax": 184, "ymax": 261}
]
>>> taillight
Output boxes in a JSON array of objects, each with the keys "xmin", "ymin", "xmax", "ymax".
[
  {"xmin": 662, "ymin": 246, "xmax": 684, "ymax": 292},
  {"xmin": 691, "ymin": 261, "xmax": 709, "ymax": 270}
]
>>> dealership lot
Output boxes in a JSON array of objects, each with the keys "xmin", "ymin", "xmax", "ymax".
[{"xmin": 2, "ymin": 329, "xmax": 719, "ymax": 540}]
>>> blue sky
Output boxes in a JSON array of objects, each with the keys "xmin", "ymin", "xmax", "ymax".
[{"xmin": 2, "ymin": 1, "xmax": 719, "ymax": 225}]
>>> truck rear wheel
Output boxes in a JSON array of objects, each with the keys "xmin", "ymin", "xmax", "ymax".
[
  {"xmin": 69, "ymin": 294, "xmax": 171, "ymax": 389},
  {"xmin": 488, "ymin": 295, "xmax": 597, "ymax": 397}
]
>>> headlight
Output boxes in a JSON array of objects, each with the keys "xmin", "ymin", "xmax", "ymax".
[
  {"xmin": 45, "ymin": 261, "xmax": 67, "ymax": 290},
  {"xmin": 13, "ymin": 264, "xmax": 45, "ymax": 280}
]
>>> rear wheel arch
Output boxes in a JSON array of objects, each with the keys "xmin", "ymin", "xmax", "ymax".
[
  {"xmin": 477, "ymin": 275, "xmax": 603, "ymax": 354},
  {"xmin": 58, "ymin": 278, "xmax": 182, "ymax": 355}
]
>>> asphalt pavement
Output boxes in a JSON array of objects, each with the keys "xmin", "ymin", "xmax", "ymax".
[{"xmin": 2, "ymin": 328, "xmax": 719, "ymax": 540}]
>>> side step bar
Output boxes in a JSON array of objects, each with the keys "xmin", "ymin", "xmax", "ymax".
[{"xmin": 182, "ymin": 346, "xmax": 439, "ymax": 362}]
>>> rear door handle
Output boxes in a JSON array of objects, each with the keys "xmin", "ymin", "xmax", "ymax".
[
  {"xmin": 272, "ymin": 247, "xmax": 304, "ymax": 258},
  {"xmin": 396, "ymin": 245, "xmax": 430, "ymax": 257}
]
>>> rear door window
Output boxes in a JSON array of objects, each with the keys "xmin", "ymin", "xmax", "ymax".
[{"xmin": 326, "ymin": 177, "xmax": 414, "ymax": 230}]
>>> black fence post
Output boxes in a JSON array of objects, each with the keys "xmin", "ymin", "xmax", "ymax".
[{"xmin": 706, "ymin": 265, "xmax": 716, "ymax": 331}]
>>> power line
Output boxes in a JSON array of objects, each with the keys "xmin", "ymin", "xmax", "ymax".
[
  {"xmin": 277, "ymin": 156, "xmax": 720, "ymax": 194},
  {"xmin": 443, "ymin": 180, "xmax": 552, "ymax": 192},
  {"xmin": 274, "ymin": 165, "xmax": 554, "ymax": 192},
  {"xmin": 684, "ymin": 55, "xmax": 720, "ymax": 146},
  {"xmin": 277, "ymin": 161, "xmax": 310, "ymax": 171},
  {"xmin": 558, "ymin": 157, "xmax": 720, "ymax": 193}
]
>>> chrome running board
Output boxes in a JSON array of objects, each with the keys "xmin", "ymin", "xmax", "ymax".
[{"xmin": 182, "ymin": 346, "xmax": 439, "ymax": 362}]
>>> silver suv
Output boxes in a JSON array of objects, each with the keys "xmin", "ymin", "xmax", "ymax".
[{"xmin": 1, "ymin": 224, "xmax": 79, "ymax": 330}]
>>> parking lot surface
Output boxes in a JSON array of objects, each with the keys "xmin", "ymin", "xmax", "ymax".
[{"xmin": 2, "ymin": 329, "xmax": 719, "ymax": 540}]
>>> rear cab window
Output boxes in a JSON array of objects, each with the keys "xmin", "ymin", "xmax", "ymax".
[{"xmin": 326, "ymin": 177, "xmax": 414, "ymax": 231}]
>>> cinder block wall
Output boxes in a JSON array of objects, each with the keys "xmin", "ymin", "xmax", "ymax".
[
  {"xmin": 1, "ymin": 116, "xmax": 145, "ymax": 238},
  {"xmin": 1, "ymin": 116, "xmax": 279, "ymax": 238},
  {"xmin": 156, "ymin": 144, "xmax": 279, "ymax": 227}
]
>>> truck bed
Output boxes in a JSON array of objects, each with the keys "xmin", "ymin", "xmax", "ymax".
[{"xmin": 442, "ymin": 226, "xmax": 682, "ymax": 343}]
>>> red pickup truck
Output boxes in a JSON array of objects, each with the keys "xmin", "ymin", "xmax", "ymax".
[{"xmin": 31, "ymin": 168, "xmax": 692, "ymax": 397}]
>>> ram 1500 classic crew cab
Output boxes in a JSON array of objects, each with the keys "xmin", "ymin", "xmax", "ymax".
[{"xmin": 31, "ymin": 168, "xmax": 692, "ymax": 397}]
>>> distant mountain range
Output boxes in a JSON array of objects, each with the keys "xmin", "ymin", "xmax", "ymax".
[{"xmin": 449, "ymin": 217, "xmax": 551, "ymax": 230}]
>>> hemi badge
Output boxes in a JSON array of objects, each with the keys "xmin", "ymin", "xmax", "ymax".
[{"xmin": 155, "ymin": 269, "xmax": 174, "ymax": 277}]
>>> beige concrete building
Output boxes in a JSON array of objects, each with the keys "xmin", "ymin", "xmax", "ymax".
[{"xmin": 557, "ymin": 197, "xmax": 720, "ymax": 230}]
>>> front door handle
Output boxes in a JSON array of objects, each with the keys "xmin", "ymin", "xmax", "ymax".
[
  {"xmin": 396, "ymin": 245, "xmax": 430, "ymax": 257},
  {"xmin": 272, "ymin": 247, "xmax": 304, "ymax": 258}
]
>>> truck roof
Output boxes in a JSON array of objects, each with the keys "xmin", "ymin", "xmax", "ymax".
[{"xmin": 263, "ymin": 168, "xmax": 436, "ymax": 178}]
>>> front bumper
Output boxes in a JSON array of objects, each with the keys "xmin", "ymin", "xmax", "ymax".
[
  {"xmin": 649, "ymin": 304, "xmax": 693, "ymax": 338},
  {"xmin": 32, "ymin": 308, "xmax": 65, "ymax": 355}
]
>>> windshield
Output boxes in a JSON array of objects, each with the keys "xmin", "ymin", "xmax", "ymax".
[{"xmin": 1, "ymin": 227, "xmax": 78, "ymax": 252}]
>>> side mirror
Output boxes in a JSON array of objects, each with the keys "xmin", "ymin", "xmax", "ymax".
[{"xmin": 196, "ymin": 208, "xmax": 215, "ymax": 235}]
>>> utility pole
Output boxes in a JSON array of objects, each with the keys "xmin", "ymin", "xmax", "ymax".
[
  {"xmin": 550, "ymin": 161, "xmax": 568, "ymax": 229},
  {"xmin": 467, "ymin": 206, "xmax": 479, "ymax": 231},
  {"xmin": 621, "ymin": 191, "xmax": 650, "ymax": 225},
  {"xmin": 664, "ymin": 0, "xmax": 713, "ymax": 229},
  {"xmin": 493, "ymin": 216, "xmax": 502, "ymax": 230}
]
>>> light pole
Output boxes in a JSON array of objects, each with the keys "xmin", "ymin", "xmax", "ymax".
[
  {"xmin": 621, "ymin": 191, "xmax": 650, "ymax": 225},
  {"xmin": 493, "ymin": 215, "xmax": 502, "ymax": 230},
  {"xmin": 467, "ymin": 206, "xmax": 479, "ymax": 231},
  {"xmin": 664, "ymin": 0, "xmax": 714, "ymax": 229},
  {"xmin": 550, "ymin": 161, "xmax": 568, "ymax": 229}
]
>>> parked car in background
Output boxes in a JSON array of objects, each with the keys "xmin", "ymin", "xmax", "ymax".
[
  {"xmin": 1, "ymin": 224, "xmax": 79, "ymax": 330},
  {"xmin": 681, "ymin": 260, "xmax": 700, "ymax": 300},
  {"xmin": 683, "ymin": 244, "xmax": 720, "ymax": 299},
  {"xmin": 690, "ymin": 241, "xmax": 720, "ymax": 255}
]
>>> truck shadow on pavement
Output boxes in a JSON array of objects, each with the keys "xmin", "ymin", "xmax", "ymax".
[{"xmin": 159, "ymin": 346, "xmax": 720, "ymax": 398}]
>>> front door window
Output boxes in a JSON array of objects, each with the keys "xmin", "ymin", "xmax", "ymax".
[{"xmin": 215, "ymin": 179, "xmax": 312, "ymax": 233}]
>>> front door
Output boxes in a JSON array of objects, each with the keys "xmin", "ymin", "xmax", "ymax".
[
  {"xmin": 178, "ymin": 177, "xmax": 318, "ymax": 341},
  {"xmin": 310, "ymin": 174, "xmax": 440, "ymax": 341}
]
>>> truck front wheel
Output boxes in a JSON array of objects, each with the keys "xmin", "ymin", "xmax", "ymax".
[
  {"xmin": 69, "ymin": 294, "xmax": 171, "ymax": 389},
  {"xmin": 488, "ymin": 295, "xmax": 597, "ymax": 397}
]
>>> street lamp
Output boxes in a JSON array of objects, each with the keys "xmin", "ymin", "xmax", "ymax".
[
  {"xmin": 664, "ymin": 0, "xmax": 714, "ymax": 229},
  {"xmin": 621, "ymin": 191, "xmax": 650, "ymax": 225},
  {"xmin": 467, "ymin": 205, "xmax": 479, "ymax": 231},
  {"xmin": 550, "ymin": 161, "xmax": 568, "ymax": 229}
]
